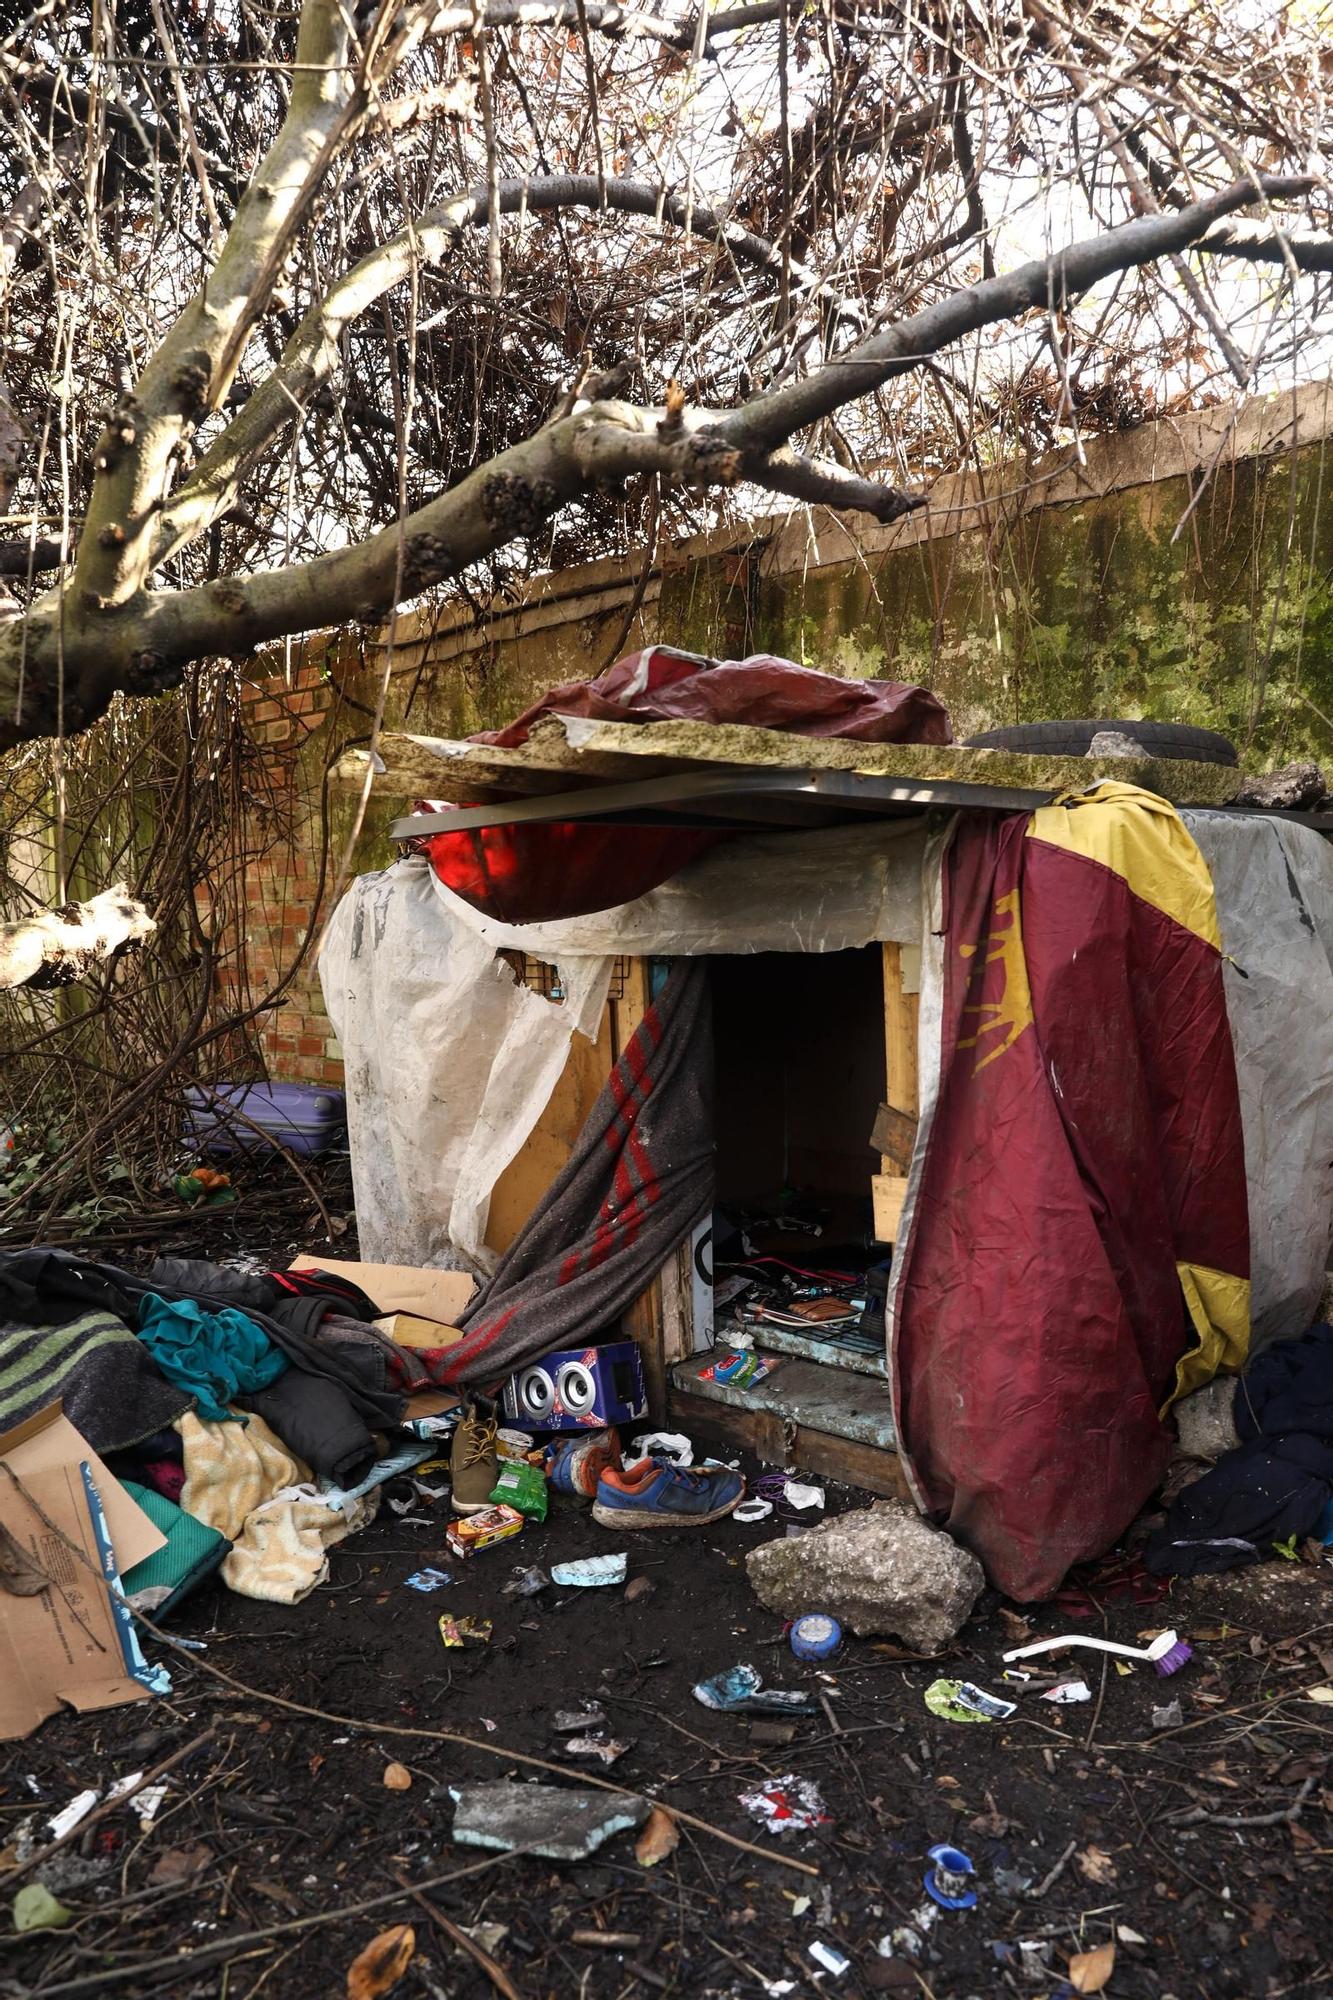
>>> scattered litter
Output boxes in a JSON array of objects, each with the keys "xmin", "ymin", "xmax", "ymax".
[
  {"xmin": 624, "ymin": 1575, "xmax": 656, "ymax": 1604},
  {"xmin": 630, "ymin": 1431, "xmax": 693, "ymax": 1466},
  {"xmin": 1116, "ymin": 1925, "xmax": 1148, "ymax": 1945},
  {"xmin": 450, "ymin": 1780, "xmax": 650, "ymax": 1860},
  {"xmin": 808, "ymin": 1939, "xmax": 849, "ymax": 1976},
  {"xmin": 750, "ymin": 1718, "xmax": 798, "ymax": 1746},
  {"xmin": 403, "ymin": 1568, "xmax": 452, "ymax": 1593},
  {"xmin": 733, "ymin": 1499, "xmax": 774, "ymax": 1523},
  {"xmin": 503, "ymin": 1566, "xmax": 549, "ymax": 1597},
  {"xmin": 551, "ymin": 1552, "xmax": 628, "ymax": 1587},
  {"xmin": 1152, "ymin": 1698, "xmax": 1184, "ymax": 1731},
  {"xmin": 1003, "ymin": 1628, "xmax": 1192, "ymax": 1677},
  {"xmin": 445, "ymin": 1505, "xmax": 525, "ymax": 1560},
  {"xmin": 383, "ymin": 1763, "xmax": 413, "ymax": 1791},
  {"xmin": 694, "ymin": 1663, "xmax": 819, "ymax": 1716},
  {"xmin": 490, "ymin": 1459, "xmax": 548, "ymax": 1520},
  {"xmin": 496, "ymin": 1428, "xmax": 535, "ymax": 1461},
  {"xmin": 1043, "ymin": 1679, "xmax": 1093, "ymax": 1705},
  {"xmin": 47, "ymin": 1789, "xmax": 100, "ymax": 1841},
  {"xmin": 790, "ymin": 1613, "xmax": 842, "ymax": 1662},
  {"xmin": 700, "ymin": 1351, "xmax": 781, "ymax": 1388},
  {"xmin": 784, "ymin": 1482, "xmax": 825, "ymax": 1511},
  {"xmin": 128, "ymin": 1782, "xmax": 168, "ymax": 1829},
  {"xmin": 464, "ymin": 1922, "xmax": 509, "ymax": 1955},
  {"xmin": 1069, "ymin": 1940, "xmax": 1116, "ymax": 1994},
  {"xmin": 993, "ymin": 1865, "xmax": 1034, "ymax": 1900},
  {"xmin": 438, "ymin": 1616, "xmax": 492, "ymax": 1647},
  {"xmin": 635, "ymin": 1805, "xmax": 680, "ymax": 1867},
  {"xmin": 924, "ymin": 1679, "xmax": 1016, "ymax": 1724},
  {"xmin": 923, "ymin": 1844, "xmax": 976, "ymax": 1911},
  {"xmin": 738, "ymin": 1774, "xmax": 830, "ymax": 1835},
  {"xmin": 13, "ymin": 1884, "xmax": 72, "ymax": 1933},
  {"xmin": 561, "ymin": 1736, "xmax": 632, "ymax": 1766},
  {"xmin": 554, "ymin": 1705, "xmax": 607, "ymax": 1733}
]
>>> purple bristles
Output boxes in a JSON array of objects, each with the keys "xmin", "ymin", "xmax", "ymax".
[{"xmin": 1153, "ymin": 1639, "xmax": 1193, "ymax": 1676}]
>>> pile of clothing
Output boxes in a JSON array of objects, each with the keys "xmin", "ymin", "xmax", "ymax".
[
  {"xmin": 0, "ymin": 1247, "xmax": 442, "ymax": 1608},
  {"xmin": 1147, "ymin": 1322, "xmax": 1333, "ymax": 1574}
]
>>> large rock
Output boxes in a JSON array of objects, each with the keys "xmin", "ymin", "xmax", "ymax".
[{"xmin": 746, "ymin": 1501, "xmax": 985, "ymax": 1654}]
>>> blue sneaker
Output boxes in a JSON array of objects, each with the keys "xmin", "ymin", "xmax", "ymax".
[
  {"xmin": 592, "ymin": 1457, "xmax": 745, "ymax": 1529},
  {"xmin": 545, "ymin": 1429, "xmax": 621, "ymax": 1499}
]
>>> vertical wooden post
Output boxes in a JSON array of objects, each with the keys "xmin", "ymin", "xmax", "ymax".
[{"xmin": 873, "ymin": 942, "xmax": 920, "ymax": 1244}]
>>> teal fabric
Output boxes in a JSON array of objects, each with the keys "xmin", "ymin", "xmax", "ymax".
[
  {"xmin": 120, "ymin": 1479, "xmax": 230, "ymax": 1615},
  {"xmin": 136, "ymin": 1292, "xmax": 287, "ymax": 1422}
]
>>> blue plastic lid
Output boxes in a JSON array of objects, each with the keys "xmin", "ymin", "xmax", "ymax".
[{"xmin": 790, "ymin": 1613, "xmax": 842, "ymax": 1661}]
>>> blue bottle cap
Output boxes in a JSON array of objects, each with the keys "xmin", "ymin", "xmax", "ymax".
[{"xmin": 790, "ymin": 1613, "xmax": 842, "ymax": 1661}]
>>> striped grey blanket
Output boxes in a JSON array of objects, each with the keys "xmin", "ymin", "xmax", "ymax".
[{"xmin": 0, "ymin": 1306, "xmax": 190, "ymax": 1451}]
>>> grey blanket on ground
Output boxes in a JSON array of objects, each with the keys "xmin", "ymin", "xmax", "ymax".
[
  {"xmin": 0, "ymin": 1307, "xmax": 191, "ymax": 1452},
  {"xmin": 445, "ymin": 960, "xmax": 714, "ymax": 1386}
]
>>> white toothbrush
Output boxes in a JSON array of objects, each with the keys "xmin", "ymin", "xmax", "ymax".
[{"xmin": 1002, "ymin": 1630, "xmax": 1192, "ymax": 1677}]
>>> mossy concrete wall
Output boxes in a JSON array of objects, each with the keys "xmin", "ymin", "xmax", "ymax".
[
  {"xmin": 356, "ymin": 388, "xmax": 1333, "ymax": 777},
  {"xmin": 747, "ymin": 450, "xmax": 1333, "ymax": 766}
]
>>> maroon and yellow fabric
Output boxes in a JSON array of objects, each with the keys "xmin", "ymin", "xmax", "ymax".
[{"xmin": 889, "ymin": 784, "xmax": 1250, "ymax": 1601}]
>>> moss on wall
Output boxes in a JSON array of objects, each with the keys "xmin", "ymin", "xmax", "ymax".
[{"xmin": 750, "ymin": 448, "xmax": 1333, "ymax": 764}]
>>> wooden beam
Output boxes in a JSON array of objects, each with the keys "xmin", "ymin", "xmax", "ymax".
[{"xmin": 668, "ymin": 1387, "xmax": 912, "ymax": 1500}]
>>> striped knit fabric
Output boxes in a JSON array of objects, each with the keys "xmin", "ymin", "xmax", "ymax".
[{"xmin": 0, "ymin": 1306, "xmax": 191, "ymax": 1452}]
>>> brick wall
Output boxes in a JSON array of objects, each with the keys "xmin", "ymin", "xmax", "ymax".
[{"xmin": 218, "ymin": 654, "xmax": 345, "ymax": 1087}]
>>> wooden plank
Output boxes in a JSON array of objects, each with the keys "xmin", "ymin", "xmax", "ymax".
[
  {"xmin": 881, "ymin": 942, "xmax": 919, "ymax": 1120},
  {"xmin": 668, "ymin": 1388, "xmax": 911, "ymax": 1500},
  {"xmin": 872, "ymin": 1173, "xmax": 909, "ymax": 1245},
  {"xmin": 869, "ymin": 1100, "xmax": 918, "ymax": 1173},
  {"xmin": 622, "ymin": 1280, "xmax": 669, "ymax": 1426}
]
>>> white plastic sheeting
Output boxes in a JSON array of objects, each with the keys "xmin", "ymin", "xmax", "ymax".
[
  {"xmin": 320, "ymin": 860, "xmax": 611, "ymax": 1274},
  {"xmin": 429, "ymin": 816, "xmax": 928, "ymax": 958},
  {"xmin": 1181, "ymin": 810, "xmax": 1333, "ymax": 1350},
  {"xmin": 321, "ymin": 823, "xmax": 928, "ymax": 1271}
]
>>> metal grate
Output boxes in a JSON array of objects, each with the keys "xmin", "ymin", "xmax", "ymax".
[{"xmin": 500, "ymin": 952, "xmax": 631, "ymax": 1003}]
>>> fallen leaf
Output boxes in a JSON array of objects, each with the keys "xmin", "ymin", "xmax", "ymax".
[
  {"xmin": 251, "ymin": 1878, "xmax": 301, "ymax": 1912},
  {"xmin": 347, "ymin": 1923, "xmax": 416, "ymax": 2000},
  {"xmin": 0, "ymin": 1521, "xmax": 51, "ymax": 1596},
  {"xmin": 382, "ymin": 1763, "xmax": 412, "ymax": 1791},
  {"xmin": 635, "ymin": 1805, "xmax": 680, "ymax": 1868},
  {"xmin": 1306, "ymin": 1686, "xmax": 1333, "ymax": 1703},
  {"xmin": 1076, "ymin": 1844, "xmax": 1118, "ymax": 1885},
  {"xmin": 147, "ymin": 1842, "xmax": 213, "ymax": 1886},
  {"xmin": 998, "ymin": 1608, "xmax": 1034, "ymax": 1646},
  {"xmin": 1069, "ymin": 1940, "xmax": 1116, "ymax": 1993}
]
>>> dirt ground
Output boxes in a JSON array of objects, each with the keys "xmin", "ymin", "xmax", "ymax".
[{"xmin": 4, "ymin": 1462, "xmax": 1333, "ymax": 2000}]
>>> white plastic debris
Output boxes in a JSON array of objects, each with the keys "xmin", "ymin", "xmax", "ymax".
[
  {"xmin": 551, "ymin": 1552, "xmax": 628, "ymax": 1587},
  {"xmin": 737, "ymin": 1774, "xmax": 829, "ymax": 1835},
  {"xmin": 809, "ymin": 1940, "xmax": 849, "ymax": 1975},
  {"xmin": 630, "ymin": 1432, "xmax": 693, "ymax": 1466},
  {"xmin": 784, "ymin": 1482, "xmax": 825, "ymax": 1511},
  {"xmin": 47, "ymin": 1790, "xmax": 99, "ymax": 1840},
  {"xmin": 1042, "ymin": 1679, "xmax": 1093, "ymax": 1704}
]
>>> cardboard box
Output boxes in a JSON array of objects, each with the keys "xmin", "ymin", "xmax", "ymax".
[
  {"xmin": 289, "ymin": 1256, "xmax": 475, "ymax": 1326},
  {"xmin": 0, "ymin": 1405, "xmax": 168, "ymax": 1741},
  {"xmin": 373, "ymin": 1312, "xmax": 466, "ymax": 1351}
]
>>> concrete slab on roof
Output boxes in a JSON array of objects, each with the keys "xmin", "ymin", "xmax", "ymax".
[{"xmin": 332, "ymin": 712, "xmax": 1244, "ymax": 808}]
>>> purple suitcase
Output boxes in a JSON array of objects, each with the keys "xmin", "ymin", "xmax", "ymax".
[{"xmin": 183, "ymin": 1082, "xmax": 346, "ymax": 1158}]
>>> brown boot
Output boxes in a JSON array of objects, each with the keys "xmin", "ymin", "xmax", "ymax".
[{"xmin": 450, "ymin": 1396, "xmax": 499, "ymax": 1514}]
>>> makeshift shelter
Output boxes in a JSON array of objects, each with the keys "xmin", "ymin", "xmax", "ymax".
[{"xmin": 323, "ymin": 666, "xmax": 1333, "ymax": 1600}]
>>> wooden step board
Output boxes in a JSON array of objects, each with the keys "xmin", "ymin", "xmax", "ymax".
[
  {"xmin": 668, "ymin": 1346, "xmax": 909, "ymax": 1501},
  {"xmin": 743, "ymin": 1320, "xmax": 888, "ymax": 1378}
]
